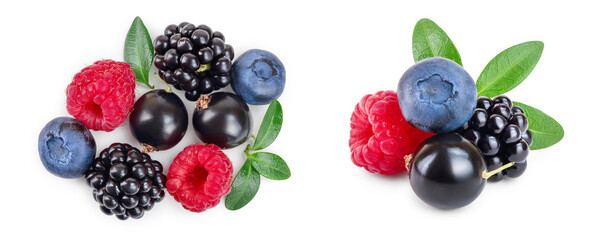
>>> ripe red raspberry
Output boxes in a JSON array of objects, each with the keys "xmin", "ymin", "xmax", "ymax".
[
  {"xmin": 166, "ymin": 144, "xmax": 234, "ymax": 212},
  {"xmin": 349, "ymin": 91, "xmax": 434, "ymax": 175},
  {"xmin": 66, "ymin": 59, "xmax": 136, "ymax": 132}
]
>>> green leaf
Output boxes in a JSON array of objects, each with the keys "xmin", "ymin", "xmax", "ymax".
[
  {"xmin": 476, "ymin": 41, "xmax": 544, "ymax": 97},
  {"xmin": 251, "ymin": 100, "xmax": 283, "ymax": 151},
  {"xmin": 225, "ymin": 160, "xmax": 260, "ymax": 210},
  {"xmin": 513, "ymin": 102, "xmax": 564, "ymax": 150},
  {"xmin": 412, "ymin": 18, "xmax": 462, "ymax": 66},
  {"xmin": 250, "ymin": 152, "xmax": 290, "ymax": 180},
  {"xmin": 124, "ymin": 16, "xmax": 154, "ymax": 89}
]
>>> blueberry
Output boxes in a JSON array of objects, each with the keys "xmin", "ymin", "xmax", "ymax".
[
  {"xmin": 231, "ymin": 49, "xmax": 286, "ymax": 105},
  {"xmin": 38, "ymin": 117, "xmax": 96, "ymax": 178},
  {"xmin": 409, "ymin": 133, "xmax": 486, "ymax": 209},
  {"xmin": 397, "ymin": 57, "xmax": 477, "ymax": 133}
]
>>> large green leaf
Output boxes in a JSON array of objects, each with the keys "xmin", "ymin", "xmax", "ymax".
[
  {"xmin": 124, "ymin": 16, "xmax": 154, "ymax": 89},
  {"xmin": 251, "ymin": 100, "xmax": 283, "ymax": 151},
  {"xmin": 412, "ymin": 18, "xmax": 462, "ymax": 66},
  {"xmin": 476, "ymin": 41, "xmax": 543, "ymax": 97},
  {"xmin": 250, "ymin": 152, "xmax": 290, "ymax": 180},
  {"xmin": 514, "ymin": 102, "xmax": 564, "ymax": 150},
  {"xmin": 225, "ymin": 160, "xmax": 260, "ymax": 210}
]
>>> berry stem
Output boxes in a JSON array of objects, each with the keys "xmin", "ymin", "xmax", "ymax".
[
  {"xmin": 153, "ymin": 72, "xmax": 172, "ymax": 93},
  {"xmin": 196, "ymin": 64, "xmax": 211, "ymax": 73},
  {"xmin": 244, "ymin": 144, "xmax": 252, "ymax": 158},
  {"xmin": 482, "ymin": 162, "xmax": 515, "ymax": 179}
]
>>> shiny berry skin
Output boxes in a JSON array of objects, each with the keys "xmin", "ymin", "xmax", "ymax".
[
  {"xmin": 455, "ymin": 95, "xmax": 531, "ymax": 181},
  {"xmin": 177, "ymin": 38, "xmax": 194, "ymax": 53},
  {"xmin": 493, "ymin": 95, "xmax": 512, "ymax": 108},
  {"xmin": 153, "ymin": 23, "xmax": 235, "ymax": 101},
  {"xmin": 409, "ymin": 133, "xmax": 486, "ymax": 209},
  {"xmin": 164, "ymin": 24, "xmax": 179, "ymax": 37},
  {"xmin": 477, "ymin": 134, "xmax": 500, "ymax": 156},
  {"xmin": 86, "ymin": 143, "xmax": 167, "ymax": 220},
  {"xmin": 180, "ymin": 53, "xmax": 200, "ymax": 72},
  {"xmin": 477, "ymin": 96, "xmax": 493, "ymax": 111},
  {"xmin": 153, "ymin": 35, "xmax": 170, "ymax": 54},
  {"xmin": 192, "ymin": 92, "xmax": 252, "ymax": 149},
  {"xmin": 504, "ymin": 139, "xmax": 529, "ymax": 162},
  {"xmin": 492, "ymin": 103, "xmax": 511, "ymax": 120},
  {"xmin": 484, "ymin": 156, "xmax": 504, "ymax": 182},
  {"xmin": 129, "ymin": 90, "xmax": 188, "ymax": 151},
  {"xmin": 510, "ymin": 114, "xmax": 529, "ymax": 133},
  {"xmin": 504, "ymin": 159, "xmax": 527, "ymax": 178},
  {"xmin": 191, "ymin": 29, "xmax": 210, "ymax": 46},
  {"xmin": 470, "ymin": 109, "xmax": 488, "ymax": 129},
  {"xmin": 487, "ymin": 114, "xmax": 507, "ymax": 135}
]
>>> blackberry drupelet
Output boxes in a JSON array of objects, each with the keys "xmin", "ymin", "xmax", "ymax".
[
  {"xmin": 85, "ymin": 143, "xmax": 167, "ymax": 220},
  {"xmin": 455, "ymin": 95, "xmax": 532, "ymax": 182},
  {"xmin": 153, "ymin": 22, "xmax": 235, "ymax": 101}
]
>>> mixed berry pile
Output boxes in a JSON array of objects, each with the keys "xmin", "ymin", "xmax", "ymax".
[
  {"xmin": 37, "ymin": 17, "xmax": 287, "ymax": 220},
  {"xmin": 349, "ymin": 18, "xmax": 562, "ymax": 210}
]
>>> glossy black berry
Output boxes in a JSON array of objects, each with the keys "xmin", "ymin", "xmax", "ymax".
[
  {"xmin": 492, "ymin": 103, "xmax": 511, "ymax": 120},
  {"xmin": 500, "ymin": 124, "xmax": 522, "ymax": 144},
  {"xmin": 153, "ymin": 23, "xmax": 235, "ymax": 101},
  {"xmin": 476, "ymin": 96, "xmax": 493, "ymax": 111},
  {"xmin": 86, "ymin": 143, "xmax": 167, "ymax": 220},
  {"xmin": 510, "ymin": 114, "xmax": 529, "ymax": 133},
  {"xmin": 409, "ymin": 133, "xmax": 486, "ymax": 209},
  {"xmin": 477, "ymin": 133, "xmax": 500, "ymax": 156},
  {"xmin": 469, "ymin": 109, "xmax": 488, "ymax": 129},
  {"xmin": 129, "ymin": 90, "xmax": 188, "ymax": 151},
  {"xmin": 504, "ymin": 139, "xmax": 529, "ymax": 162},
  {"xmin": 153, "ymin": 35, "xmax": 170, "ymax": 55},
  {"xmin": 492, "ymin": 95, "xmax": 512, "ymax": 108},
  {"xmin": 177, "ymin": 38, "xmax": 194, "ymax": 53},
  {"xmin": 504, "ymin": 159, "xmax": 527, "ymax": 178},
  {"xmin": 180, "ymin": 53, "xmax": 200, "ymax": 72},
  {"xmin": 487, "ymin": 114, "xmax": 507, "ymax": 135},
  {"xmin": 484, "ymin": 156, "xmax": 504, "ymax": 182},
  {"xmin": 455, "ymin": 95, "xmax": 532, "ymax": 182},
  {"xmin": 191, "ymin": 29, "xmax": 210, "ymax": 46},
  {"xmin": 198, "ymin": 47, "xmax": 214, "ymax": 64},
  {"xmin": 192, "ymin": 92, "xmax": 252, "ymax": 149},
  {"xmin": 164, "ymin": 24, "xmax": 179, "ymax": 37}
]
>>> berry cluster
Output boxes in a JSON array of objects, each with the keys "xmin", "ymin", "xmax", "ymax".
[
  {"xmin": 153, "ymin": 22, "xmax": 235, "ymax": 101},
  {"xmin": 85, "ymin": 143, "xmax": 167, "ymax": 220},
  {"xmin": 455, "ymin": 95, "xmax": 532, "ymax": 182}
]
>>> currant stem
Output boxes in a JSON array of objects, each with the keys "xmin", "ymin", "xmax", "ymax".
[
  {"xmin": 482, "ymin": 162, "xmax": 515, "ymax": 179},
  {"xmin": 153, "ymin": 72, "xmax": 172, "ymax": 93},
  {"xmin": 196, "ymin": 63, "xmax": 211, "ymax": 73}
]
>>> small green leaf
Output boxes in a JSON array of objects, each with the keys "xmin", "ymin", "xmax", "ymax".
[
  {"xmin": 124, "ymin": 16, "xmax": 154, "ymax": 89},
  {"xmin": 513, "ymin": 102, "xmax": 564, "ymax": 150},
  {"xmin": 412, "ymin": 18, "xmax": 462, "ymax": 66},
  {"xmin": 249, "ymin": 152, "xmax": 290, "ymax": 180},
  {"xmin": 225, "ymin": 160, "xmax": 260, "ymax": 210},
  {"xmin": 476, "ymin": 41, "xmax": 544, "ymax": 97},
  {"xmin": 251, "ymin": 100, "xmax": 283, "ymax": 151}
]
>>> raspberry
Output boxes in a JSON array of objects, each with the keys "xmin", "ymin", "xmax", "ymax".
[
  {"xmin": 66, "ymin": 59, "xmax": 136, "ymax": 132},
  {"xmin": 166, "ymin": 144, "xmax": 233, "ymax": 212},
  {"xmin": 349, "ymin": 91, "xmax": 434, "ymax": 175}
]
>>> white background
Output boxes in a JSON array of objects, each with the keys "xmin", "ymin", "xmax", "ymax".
[{"xmin": 1, "ymin": 0, "xmax": 599, "ymax": 239}]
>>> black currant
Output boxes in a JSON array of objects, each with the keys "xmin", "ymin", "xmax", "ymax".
[
  {"xmin": 129, "ymin": 89, "xmax": 188, "ymax": 152},
  {"xmin": 192, "ymin": 92, "xmax": 252, "ymax": 149},
  {"xmin": 409, "ymin": 133, "xmax": 486, "ymax": 209}
]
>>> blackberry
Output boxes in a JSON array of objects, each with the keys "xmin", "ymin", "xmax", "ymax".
[
  {"xmin": 153, "ymin": 22, "xmax": 235, "ymax": 102},
  {"xmin": 84, "ymin": 143, "xmax": 167, "ymax": 220},
  {"xmin": 455, "ymin": 95, "xmax": 532, "ymax": 182}
]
